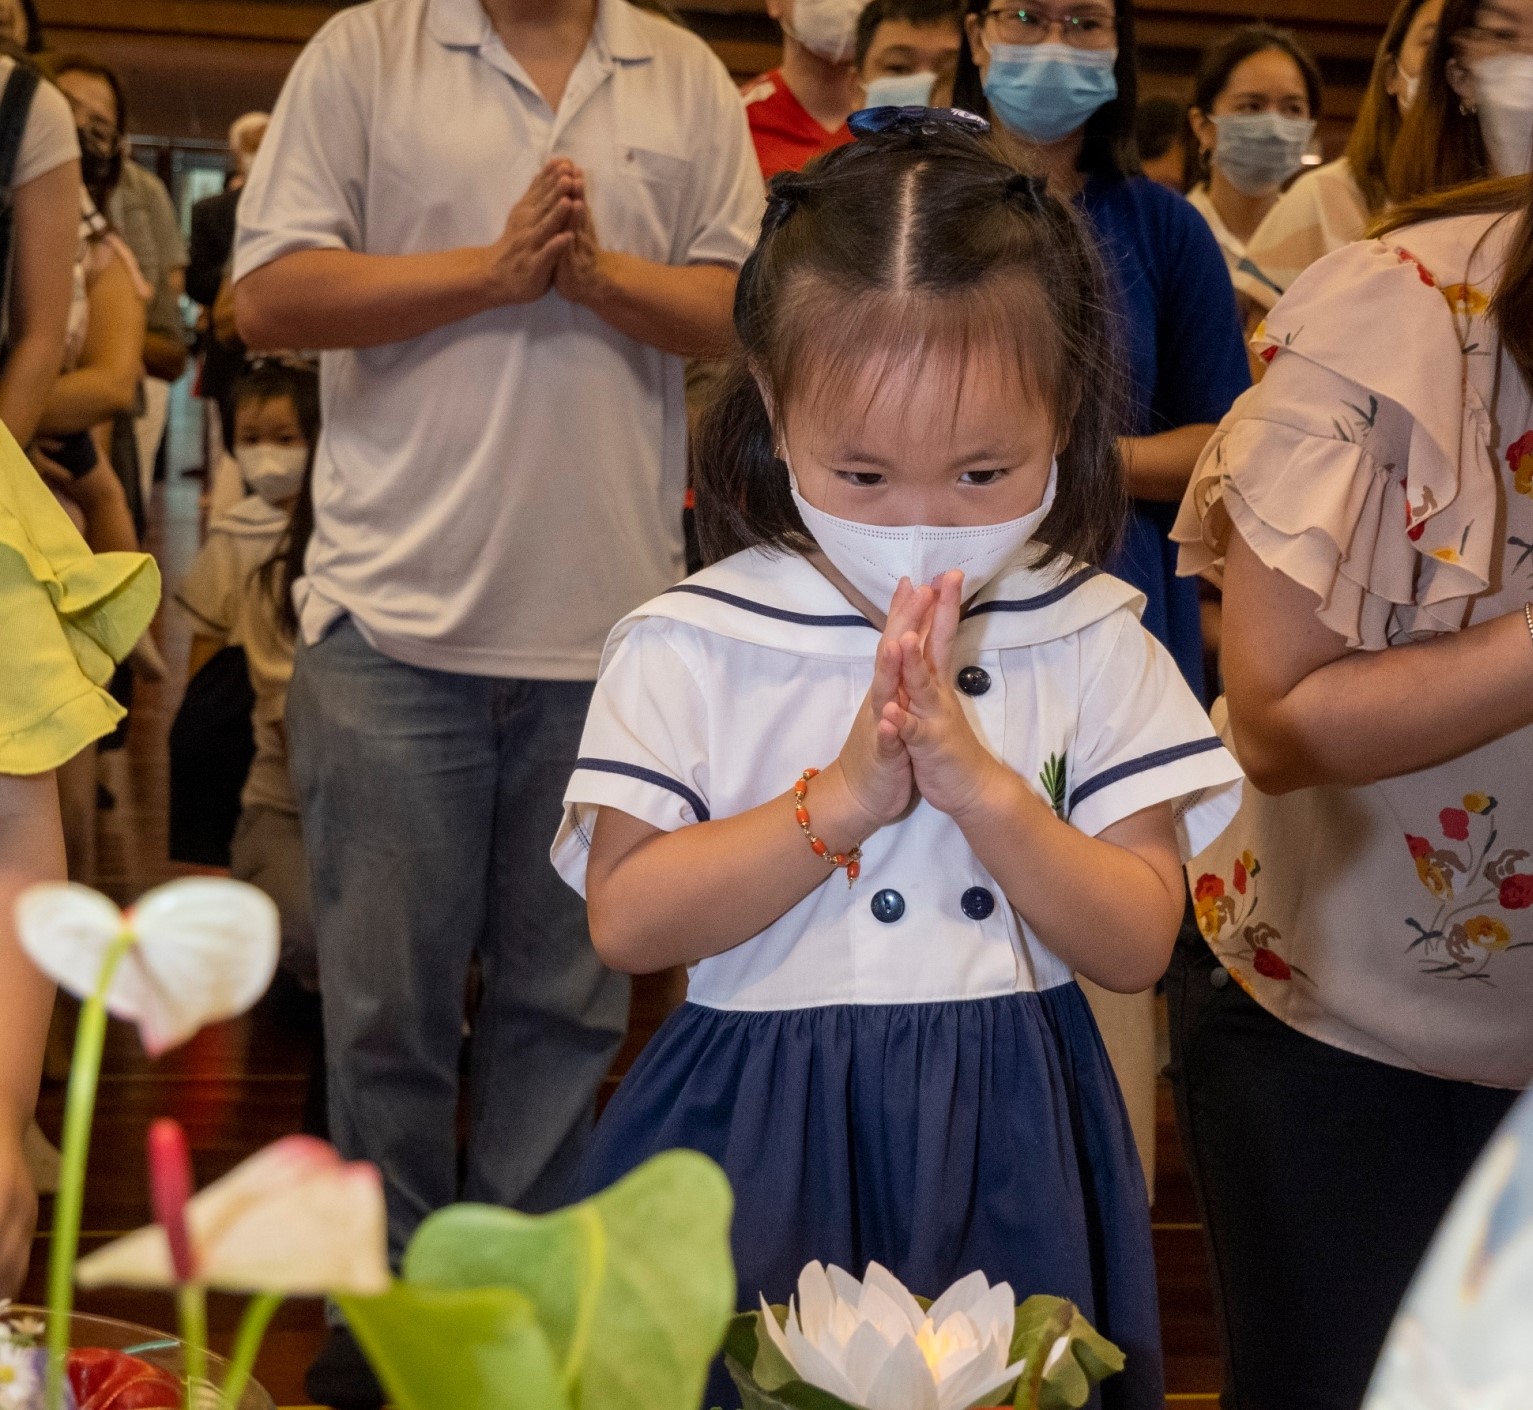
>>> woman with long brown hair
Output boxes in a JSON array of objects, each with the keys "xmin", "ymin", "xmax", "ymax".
[
  {"xmin": 1234, "ymin": 0, "xmax": 1443, "ymax": 315},
  {"xmin": 1169, "ymin": 38, "xmax": 1533, "ymax": 1400}
]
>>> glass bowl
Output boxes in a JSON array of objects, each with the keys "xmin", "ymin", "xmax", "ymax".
[{"xmin": 1, "ymin": 1305, "xmax": 277, "ymax": 1410}]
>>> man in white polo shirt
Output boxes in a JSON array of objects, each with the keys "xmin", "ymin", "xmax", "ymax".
[{"xmin": 234, "ymin": 0, "xmax": 762, "ymax": 1399}]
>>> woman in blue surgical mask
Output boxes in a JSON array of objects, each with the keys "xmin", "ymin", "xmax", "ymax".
[
  {"xmin": 952, "ymin": 0, "xmax": 1251, "ymax": 1200},
  {"xmin": 1183, "ymin": 26, "xmax": 1322, "ymax": 286}
]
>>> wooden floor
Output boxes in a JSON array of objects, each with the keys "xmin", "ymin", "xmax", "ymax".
[{"xmin": 20, "ymin": 391, "xmax": 1226, "ymax": 1406}]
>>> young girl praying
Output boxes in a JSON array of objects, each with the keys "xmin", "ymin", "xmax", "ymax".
[{"xmin": 553, "ymin": 113, "xmax": 1241, "ymax": 1410}]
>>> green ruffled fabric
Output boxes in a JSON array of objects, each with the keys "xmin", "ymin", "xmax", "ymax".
[{"xmin": 0, "ymin": 429, "xmax": 160, "ymax": 775}]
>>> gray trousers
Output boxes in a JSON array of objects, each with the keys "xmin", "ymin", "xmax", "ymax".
[{"xmin": 286, "ymin": 617, "xmax": 629, "ymax": 1259}]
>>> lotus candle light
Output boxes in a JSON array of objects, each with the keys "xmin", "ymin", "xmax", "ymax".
[{"xmin": 724, "ymin": 1262, "xmax": 1124, "ymax": 1410}]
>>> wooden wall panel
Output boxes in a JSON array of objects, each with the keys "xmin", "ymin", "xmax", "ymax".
[{"xmin": 37, "ymin": 0, "xmax": 1395, "ymax": 147}]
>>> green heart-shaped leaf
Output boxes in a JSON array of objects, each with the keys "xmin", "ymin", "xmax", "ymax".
[
  {"xmin": 337, "ymin": 1282, "xmax": 568, "ymax": 1410},
  {"xmin": 1007, "ymin": 1296, "xmax": 1124, "ymax": 1410},
  {"xmin": 403, "ymin": 1149, "xmax": 735, "ymax": 1410}
]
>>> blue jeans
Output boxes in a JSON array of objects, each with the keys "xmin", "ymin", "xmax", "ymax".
[{"xmin": 286, "ymin": 618, "xmax": 629, "ymax": 1259}]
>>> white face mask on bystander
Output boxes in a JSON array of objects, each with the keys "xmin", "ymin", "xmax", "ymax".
[
  {"xmin": 236, "ymin": 444, "xmax": 309, "ymax": 506},
  {"xmin": 783, "ymin": 0, "xmax": 866, "ymax": 64},
  {"xmin": 1474, "ymin": 52, "xmax": 1533, "ymax": 175}
]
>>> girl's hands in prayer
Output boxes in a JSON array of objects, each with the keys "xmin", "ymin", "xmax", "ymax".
[
  {"xmin": 832, "ymin": 578, "xmax": 930, "ymax": 835},
  {"xmin": 885, "ymin": 570, "xmax": 1011, "ymax": 820}
]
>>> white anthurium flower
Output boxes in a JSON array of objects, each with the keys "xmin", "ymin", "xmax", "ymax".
[
  {"xmin": 761, "ymin": 1262, "xmax": 1027, "ymax": 1410},
  {"xmin": 15, "ymin": 878, "xmax": 279, "ymax": 1055},
  {"xmin": 75, "ymin": 1135, "xmax": 391, "ymax": 1297}
]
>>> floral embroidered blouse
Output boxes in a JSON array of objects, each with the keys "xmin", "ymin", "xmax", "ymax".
[{"xmin": 1173, "ymin": 209, "xmax": 1533, "ymax": 1089}]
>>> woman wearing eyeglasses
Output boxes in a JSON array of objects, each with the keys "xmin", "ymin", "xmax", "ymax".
[
  {"xmin": 954, "ymin": 1, "xmax": 1250, "ymax": 1201},
  {"xmin": 955, "ymin": 0, "xmax": 1249, "ymax": 712}
]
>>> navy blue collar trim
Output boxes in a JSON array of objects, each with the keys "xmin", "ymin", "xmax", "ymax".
[
  {"xmin": 574, "ymin": 758, "xmax": 711, "ymax": 823},
  {"xmin": 962, "ymin": 566, "xmax": 1100, "ymax": 619},
  {"xmin": 1068, "ymin": 737, "xmax": 1224, "ymax": 814},
  {"xmin": 665, "ymin": 583, "xmax": 875, "ymax": 629}
]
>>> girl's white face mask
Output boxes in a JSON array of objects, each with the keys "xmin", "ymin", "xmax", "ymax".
[
  {"xmin": 788, "ymin": 458, "xmax": 1058, "ymax": 613},
  {"xmin": 236, "ymin": 443, "xmax": 309, "ymax": 505}
]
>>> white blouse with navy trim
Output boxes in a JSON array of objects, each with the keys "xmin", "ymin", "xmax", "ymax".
[{"xmin": 552, "ymin": 547, "xmax": 1242, "ymax": 1011}]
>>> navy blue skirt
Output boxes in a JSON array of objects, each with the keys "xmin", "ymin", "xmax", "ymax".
[{"xmin": 577, "ymin": 983, "xmax": 1162, "ymax": 1410}]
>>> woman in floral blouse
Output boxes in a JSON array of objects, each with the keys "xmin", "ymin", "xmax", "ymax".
[{"xmin": 1169, "ymin": 148, "xmax": 1533, "ymax": 1410}]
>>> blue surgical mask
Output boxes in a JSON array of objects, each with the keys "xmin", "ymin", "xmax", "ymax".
[
  {"xmin": 1210, "ymin": 112, "xmax": 1315, "ymax": 196},
  {"xmin": 862, "ymin": 71, "xmax": 939, "ymax": 109},
  {"xmin": 982, "ymin": 42, "xmax": 1118, "ymax": 146}
]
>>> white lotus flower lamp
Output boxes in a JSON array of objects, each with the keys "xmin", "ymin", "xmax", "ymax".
[{"xmin": 760, "ymin": 1262, "xmax": 1027, "ymax": 1410}]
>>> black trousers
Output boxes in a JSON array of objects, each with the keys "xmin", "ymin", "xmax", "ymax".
[{"xmin": 1166, "ymin": 927, "xmax": 1518, "ymax": 1410}]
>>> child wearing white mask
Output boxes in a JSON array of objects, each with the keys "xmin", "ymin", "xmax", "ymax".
[
  {"xmin": 742, "ymin": 0, "xmax": 867, "ymax": 177},
  {"xmin": 556, "ymin": 115, "xmax": 1242, "ymax": 1410},
  {"xmin": 175, "ymin": 357, "xmax": 319, "ymax": 990},
  {"xmin": 1184, "ymin": 25, "xmax": 1321, "ymax": 286},
  {"xmin": 856, "ymin": 0, "xmax": 965, "ymax": 111}
]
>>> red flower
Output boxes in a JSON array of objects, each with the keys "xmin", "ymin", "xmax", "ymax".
[
  {"xmin": 1233, "ymin": 860, "xmax": 1248, "ymax": 895},
  {"xmin": 1499, "ymin": 874, "xmax": 1533, "ymax": 910},
  {"xmin": 1396, "ymin": 247, "xmax": 1436, "ymax": 286},
  {"xmin": 1194, "ymin": 873, "xmax": 1225, "ymax": 902},
  {"xmin": 1440, "ymin": 808, "xmax": 1471, "ymax": 841},
  {"xmin": 1252, "ymin": 947, "xmax": 1293, "ymax": 980},
  {"xmin": 68, "ymin": 1349, "xmax": 182, "ymax": 1410},
  {"xmin": 1405, "ymin": 834, "xmax": 1432, "ymax": 859},
  {"xmin": 1258, "ymin": 345, "xmax": 1278, "ymax": 364},
  {"xmin": 1507, "ymin": 430, "xmax": 1533, "ymax": 474}
]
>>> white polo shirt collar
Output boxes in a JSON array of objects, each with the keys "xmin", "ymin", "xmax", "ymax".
[{"xmin": 426, "ymin": 0, "xmax": 653, "ymax": 63}]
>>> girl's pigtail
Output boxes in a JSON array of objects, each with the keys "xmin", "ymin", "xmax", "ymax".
[{"xmin": 693, "ymin": 357, "xmax": 807, "ymax": 566}]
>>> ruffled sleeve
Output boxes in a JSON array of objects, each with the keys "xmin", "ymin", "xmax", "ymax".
[
  {"xmin": 1174, "ymin": 215, "xmax": 1511, "ymax": 651},
  {"xmin": 0, "ymin": 435, "xmax": 160, "ymax": 774}
]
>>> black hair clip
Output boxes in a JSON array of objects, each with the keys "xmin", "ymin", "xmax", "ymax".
[
  {"xmin": 761, "ymin": 171, "xmax": 812, "ymax": 236},
  {"xmin": 847, "ymin": 105, "xmax": 991, "ymax": 140},
  {"xmin": 1002, "ymin": 171, "xmax": 1048, "ymax": 212}
]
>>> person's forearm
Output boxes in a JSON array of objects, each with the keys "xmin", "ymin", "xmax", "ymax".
[
  {"xmin": 0, "ymin": 333, "xmax": 63, "ymax": 447},
  {"xmin": 577, "ymin": 256, "xmax": 737, "ymax": 358},
  {"xmin": 1120, "ymin": 424, "xmax": 1217, "ymax": 502},
  {"xmin": 143, "ymin": 329, "xmax": 187, "ymax": 383},
  {"xmin": 588, "ymin": 762, "xmax": 873, "ymax": 973},
  {"xmin": 235, "ymin": 247, "xmax": 501, "ymax": 351},
  {"xmin": 0, "ymin": 774, "xmax": 64, "ymax": 1140},
  {"xmin": 953, "ymin": 774, "xmax": 1182, "ymax": 992},
  {"xmin": 1232, "ymin": 609, "xmax": 1533, "ymax": 793},
  {"xmin": 35, "ymin": 363, "xmax": 140, "ymax": 437}
]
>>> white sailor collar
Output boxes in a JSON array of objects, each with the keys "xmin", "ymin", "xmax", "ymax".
[
  {"xmin": 209, "ymin": 493, "xmax": 291, "ymax": 540},
  {"xmin": 603, "ymin": 545, "xmax": 1146, "ymax": 666}
]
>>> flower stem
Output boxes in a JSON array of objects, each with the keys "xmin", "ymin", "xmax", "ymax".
[
  {"xmin": 178, "ymin": 1283, "xmax": 208, "ymax": 1410},
  {"xmin": 46, "ymin": 930, "xmax": 135, "ymax": 1410},
  {"xmin": 218, "ymin": 1294, "xmax": 281, "ymax": 1410}
]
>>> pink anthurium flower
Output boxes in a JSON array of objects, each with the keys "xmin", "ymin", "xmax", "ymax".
[
  {"xmin": 147, "ymin": 1119, "xmax": 196, "ymax": 1283},
  {"xmin": 76, "ymin": 1136, "xmax": 391, "ymax": 1297},
  {"xmin": 15, "ymin": 879, "xmax": 279, "ymax": 1055}
]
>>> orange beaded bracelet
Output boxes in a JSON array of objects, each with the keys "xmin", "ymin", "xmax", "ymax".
[{"xmin": 793, "ymin": 767, "xmax": 862, "ymax": 885}]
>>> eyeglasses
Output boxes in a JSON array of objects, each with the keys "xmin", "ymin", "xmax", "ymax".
[{"xmin": 983, "ymin": 7, "xmax": 1117, "ymax": 49}]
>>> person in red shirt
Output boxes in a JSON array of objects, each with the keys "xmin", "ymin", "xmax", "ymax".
[{"xmin": 742, "ymin": 0, "xmax": 866, "ymax": 178}]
